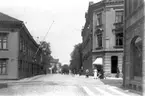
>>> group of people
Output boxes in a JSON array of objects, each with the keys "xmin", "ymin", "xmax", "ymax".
[
  {"xmin": 85, "ymin": 68, "xmax": 103, "ymax": 79},
  {"xmin": 93, "ymin": 68, "xmax": 102, "ymax": 79}
]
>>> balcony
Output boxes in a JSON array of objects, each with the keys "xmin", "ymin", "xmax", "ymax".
[
  {"xmin": 113, "ymin": 45, "xmax": 123, "ymax": 48},
  {"xmin": 95, "ymin": 46, "xmax": 103, "ymax": 50},
  {"xmin": 112, "ymin": 22, "xmax": 123, "ymax": 32},
  {"xmin": 95, "ymin": 24, "xmax": 103, "ymax": 30}
]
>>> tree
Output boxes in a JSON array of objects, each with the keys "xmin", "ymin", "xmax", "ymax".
[
  {"xmin": 61, "ymin": 64, "xmax": 69, "ymax": 74},
  {"xmin": 40, "ymin": 41, "xmax": 52, "ymax": 74},
  {"xmin": 69, "ymin": 43, "xmax": 82, "ymax": 74}
]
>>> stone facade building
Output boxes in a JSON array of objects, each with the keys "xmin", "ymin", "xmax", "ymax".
[
  {"xmin": 92, "ymin": 0, "xmax": 124, "ymax": 77},
  {"xmin": 0, "ymin": 12, "xmax": 44, "ymax": 79},
  {"xmin": 123, "ymin": 0, "xmax": 144, "ymax": 92},
  {"xmin": 82, "ymin": 0, "xmax": 124, "ymax": 76}
]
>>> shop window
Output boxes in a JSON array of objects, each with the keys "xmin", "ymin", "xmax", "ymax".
[{"xmin": 111, "ymin": 56, "xmax": 118, "ymax": 73}]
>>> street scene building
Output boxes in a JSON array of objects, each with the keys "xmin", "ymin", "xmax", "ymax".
[
  {"xmin": 0, "ymin": 12, "xmax": 44, "ymax": 79},
  {"xmin": 123, "ymin": 0, "xmax": 144, "ymax": 91},
  {"xmin": 0, "ymin": 0, "xmax": 144, "ymax": 95},
  {"xmin": 82, "ymin": 0, "xmax": 124, "ymax": 77}
]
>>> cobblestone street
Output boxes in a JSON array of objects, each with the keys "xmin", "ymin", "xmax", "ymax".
[{"xmin": 0, "ymin": 74, "xmax": 141, "ymax": 96}]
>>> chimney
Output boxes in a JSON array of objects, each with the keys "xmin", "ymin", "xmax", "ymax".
[{"xmin": 89, "ymin": 1, "xmax": 94, "ymax": 6}]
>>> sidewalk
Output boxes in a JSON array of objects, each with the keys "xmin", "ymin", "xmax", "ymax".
[
  {"xmin": 0, "ymin": 75, "xmax": 44, "ymax": 88},
  {"xmin": 75, "ymin": 75, "xmax": 142, "ymax": 95},
  {"xmin": 74, "ymin": 75, "xmax": 123, "ymax": 87}
]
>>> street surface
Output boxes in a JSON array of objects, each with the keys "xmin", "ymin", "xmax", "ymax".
[{"xmin": 0, "ymin": 74, "xmax": 141, "ymax": 96}]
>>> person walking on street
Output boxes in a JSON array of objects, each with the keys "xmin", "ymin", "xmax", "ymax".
[
  {"xmin": 85, "ymin": 69, "xmax": 89, "ymax": 78},
  {"xmin": 94, "ymin": 68, "xmax": 98, "ymax": 79}
]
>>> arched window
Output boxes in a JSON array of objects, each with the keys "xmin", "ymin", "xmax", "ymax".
[{"xmin": 130, "ymin": 36, "xmax": 142, "ymax": 78}]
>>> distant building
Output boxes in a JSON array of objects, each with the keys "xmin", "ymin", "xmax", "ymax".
[
  {"xmin": 81, "ymin": 0, "xmax": 124, "ymax": 77},
  {"xmin": 56, "ymin": 63, "xmax": 61, "ymax": 73},
  {"xmin": 123, "ymin": 0, "xmax": 144, "ymax": 92},
  {"xmin": 0, "ymin": 12, "xmax": 44, "ymax": 79},
  {"xmin": 49, "ymin": 59, "xmax": 59, "ymax": 73}
]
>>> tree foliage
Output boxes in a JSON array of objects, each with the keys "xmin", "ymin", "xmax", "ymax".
[
  {"xmin": 40, "ymin": 41, "xmax": 51, "ymax": 55},
  {"xmin": 69, "ymin": 43, "xmax": 82, "ymax": 74},
  {"xmin": 40, "ymin": 41, "xmax": 52, "ymax": 73},
  {"xmin": 61, "ymin": 64, "xmax": 69, "ymax": 74}
]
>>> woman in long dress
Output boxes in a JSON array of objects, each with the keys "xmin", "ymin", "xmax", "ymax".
[{"xmin": 94, "ymin": 69, "xmax": 98, "ymax": 79}]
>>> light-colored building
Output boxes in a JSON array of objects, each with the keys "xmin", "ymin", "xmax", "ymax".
[
  {"xmin": 123, "ymin": 0, "xmax": 144, "ymax": 92},
  {"xmin": 0, "ymin": 12, "xmax": 44, "ymax": 79},
  {"xmin": 82, "ymin": 0, "xmax": 124, "ymax": 77},
  {"xmin": 92, "ymin": 0, "xmax": 124, "ymax": 77}
]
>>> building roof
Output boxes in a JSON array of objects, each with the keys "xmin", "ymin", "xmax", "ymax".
[
  {"xmin": 0, "ymin": 12, "xmax": 39, "ymax": 48},
  {"xmin": 0, "ymin": 12, "xmax": 22, "ymax": 22}
]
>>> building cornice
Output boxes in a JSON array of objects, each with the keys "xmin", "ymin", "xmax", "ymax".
[
  {"xmin": 104, "ymin": 0, "xmax": 124, "ymax": 6},
  {"xmin": 92, "ymin": 48, "xmax": 123, "ymax": 53}
]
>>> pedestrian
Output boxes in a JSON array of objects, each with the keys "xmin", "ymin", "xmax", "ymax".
[
  {"xmin": 85, "ymin": 69, "xmax": 89, "ymax": 78},
  {"xmin": 93, "ymin": 68, "xmax": 98, "ymax": 79},
  {"xmin": 116, "ymin": 67, "xmax": 120, "ymax": 78},
  {"xmin": 79, "ymin": 70, "xmax": 82, "ymax": 76},
  {"xmin": 97, "ymin": 70, "xmax": 101, "ymax": 79}
]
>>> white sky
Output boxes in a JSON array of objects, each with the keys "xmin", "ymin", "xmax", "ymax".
[{"xmin": 0, "ymin": 0, "xmax": 101, "ymax": 65}]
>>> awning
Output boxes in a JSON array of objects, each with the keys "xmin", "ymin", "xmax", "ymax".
[{"xmin": 93, "ymin": 58, "xmax": 103, "ymax": 65}]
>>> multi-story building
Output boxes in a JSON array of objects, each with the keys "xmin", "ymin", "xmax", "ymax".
[
  {"xmin": 0, "ymin": 12, "xmax": 44, "ymax": 79},
  {"xmin": 81, "ymin": 2, "xmax": 94, "ymax": 75},
  {"xmin": 82, "ymin": 0, "xmax": 124, "ymax": 77},
  {"xmin": 123, "ymin": 0, "xmax": 144, "ymax": 92},
  {"xmin": 92, "ymin": 0, "xmax": 124, "ymax": 77}
]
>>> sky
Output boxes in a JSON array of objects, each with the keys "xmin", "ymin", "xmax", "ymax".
[{"xmin": 0, "ymin": 0, "xmax": 101, "ymax": 65}]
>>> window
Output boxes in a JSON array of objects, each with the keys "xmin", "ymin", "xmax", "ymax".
[
  {"xmin": 20, "ymin": 39, "xmax": 22, "ymax": 51},
  {"xmin": 0, "ymin": 59, "xmax": 7, "ymax": 74},
  {"xmin": 115, "ymin": 32, "xmax": 123, "ymax": 47},
  {"xmin": 115, "ymin": 11, "xmax": 123, "ymax": 23},
  {"xmin": 97, "ymin": 13, "xmax": 102, "ymax": 26},
  {"xmin": 0, "ymin": 33, "xmax": 8, "ymax": 50},
  {"xmin": 97, "ymin": 32, "xmax": 102, "ymax": 48},
  {"xmin": 19, "ymin": 60, "xmax": 22, "ymax": 71}
]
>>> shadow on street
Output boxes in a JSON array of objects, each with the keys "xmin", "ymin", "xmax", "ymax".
[
  {"xmin": 100, "ymin": 78, "xmax": 123, "ymax": 87},
  {"xmin": 0, "ymin": 83, "xmax": 8, "ymax": 89}
]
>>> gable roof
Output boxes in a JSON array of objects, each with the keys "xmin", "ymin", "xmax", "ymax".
[{"xmin": 0, "ymin": 12, "xmax": 22, "ymax": 22}]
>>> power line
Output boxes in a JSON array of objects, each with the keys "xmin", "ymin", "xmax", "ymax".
[{"xmin": 34, "ymin": 20, "xmax": 54, "ymax": 58}]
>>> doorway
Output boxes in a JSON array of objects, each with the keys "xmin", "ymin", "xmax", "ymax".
[{"xmin": 111, "ymin": 56, "xmax": 118, "ymax": 73}]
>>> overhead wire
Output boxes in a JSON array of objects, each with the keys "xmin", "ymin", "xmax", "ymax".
[{"xmin": 33, "ymin": 20, "xmax": 54, "ymax": 58}]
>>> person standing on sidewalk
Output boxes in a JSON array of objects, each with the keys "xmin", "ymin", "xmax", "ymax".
[
  {"xmin": 85, "ymin": 69, "xmax": 89, "ymax": 78},
  {"xmin": 93, "ymin": 68, "xmax": 98, "ymax": 79}
]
